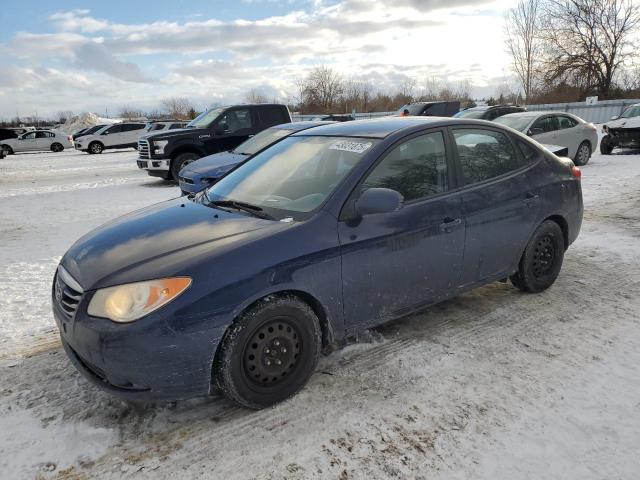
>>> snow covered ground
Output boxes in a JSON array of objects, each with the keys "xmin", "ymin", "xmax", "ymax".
[{"xmin": 0, "ymin": 145, "xmax": 639, "ymax": 479}]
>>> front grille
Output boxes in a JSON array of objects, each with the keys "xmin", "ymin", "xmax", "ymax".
[
  {"xmin": 54, "ymin": 266, "xmax": 84, "ymax": 320},
  {"xmin": 138, "ymin": 139, "xmax": 150, "ymax": 159}
]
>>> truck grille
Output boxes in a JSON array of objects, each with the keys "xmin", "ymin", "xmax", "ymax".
[
  {"xmin": 54, "ymin": 266, "xmax": 84, "ymax": 320},
  {"xmin": 138, "ymin": 139, "xmax": 150, "ymax": 159}
]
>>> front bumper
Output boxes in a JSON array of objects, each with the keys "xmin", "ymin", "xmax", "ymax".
[
  {"xmin": 53, "ymin": 284, "xmax": 224, "ymax": 402},
  {"xmin": 137, "ymin": 158, "xmax": 170, "ymax": 171}
]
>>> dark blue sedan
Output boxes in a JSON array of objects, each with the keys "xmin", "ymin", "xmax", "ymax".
[
  {"xmin": 53, "ymin": 117, "xmax": 583, "ymax": 408},
  {"xmin": 178, "ymin": 121, "xmax": 333, "ymax": 195}
]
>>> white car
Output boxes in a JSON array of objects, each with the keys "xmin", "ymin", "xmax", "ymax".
[
  {"xmin": 74, "ymin": 122, "xmax": 146, "ymax": 154},
  {"xmin": 141, "ymin": 121, "xmax": 188, "ymax": 136},
  {"xmin": 0, "ymin": 130, "xmax": 74, "ymax": 154},
  {"xmin": 494, "ymin": 111, "xmax": 598, "ymax": 165}
]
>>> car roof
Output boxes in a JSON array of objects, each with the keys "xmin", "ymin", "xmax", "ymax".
[
  {"xmin": 293, "ymin": 117, "xmax": 492, "ymax": 139},
  {"xmin": 500, "ymin": 111, "xmax": 574, "ymax": 118},
  {"xmin": 275, "ymin": 121, "xmax": 334, "ymax": 131}
]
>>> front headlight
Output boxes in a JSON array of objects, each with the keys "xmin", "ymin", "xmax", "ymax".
[
  {"xmin": 153, "ymin": 140, "xmax": 169, "ymax": 154},
  {"xmin": 87, "ymin": 277, "xmax": 191, "ymax": 323}
]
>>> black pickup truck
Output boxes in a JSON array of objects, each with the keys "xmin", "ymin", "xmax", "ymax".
[{"xmin": 137, "ymin": 104, "xmax": 292, "ymax": 180}]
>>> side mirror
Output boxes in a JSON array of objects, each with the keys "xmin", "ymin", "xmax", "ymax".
[
  {"xmin": 356, "ymin": 188, "xmax": 404, "ymax": 216},
  {"xmin": 610, "ymin": 115, "xmax": 618, "ymax": 120},
  {"xmin": 528, "ymin": 127, "xmax": 543, "ymax": 136}
]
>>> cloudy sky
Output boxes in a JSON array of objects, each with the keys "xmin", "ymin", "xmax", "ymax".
[{"xmin": 0, "ymin": 0, "xmax": 518, "ymax": 119}]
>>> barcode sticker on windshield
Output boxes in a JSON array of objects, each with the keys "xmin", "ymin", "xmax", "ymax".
[{"xmin": 329, "ymin": 140, "xmax": 372, "ymax": 154}]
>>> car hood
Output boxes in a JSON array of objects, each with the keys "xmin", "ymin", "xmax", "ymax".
[
  {"xmin": 606, "ymin": 116, "xmax": 640, "ymax": 129},
  {"xmin": 181, "ymin": 151, "xmax": 248, "ymax": 177},
  {"xmin": 145, "ymin": 127, "xmax": 205, "ymax": 141},
  {"xmin": 61, "ymin": 198, "xmax": 284, "ymax": 290}
]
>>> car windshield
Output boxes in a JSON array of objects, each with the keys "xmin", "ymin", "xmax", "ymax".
[
  {"xmin": 396, "ymin": 104, "xmax": 424, "ymax": 116},
  {"xmin": 205, "ymin": 136, "xmax": 377, "ymax": 218},
  {"xmin": 494, "ymin": 115, "xmax": 532, "ymax": 132},
  {"xmin": 453, "ymin": 109, "xmax": 487, "ymax": 119},
  {"xmin": 620, "ymin": 105, "xmax": 640, "ymax": 119},
  {"xmin": 234, "ymin": 127, "xmax": 291, "ymax": 155},
  {"xmin": 187, "ymin": 108, "xmax": 224, "ymax": 128}
]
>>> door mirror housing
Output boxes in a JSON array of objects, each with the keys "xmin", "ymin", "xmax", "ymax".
[
  {"xmin": 610, "ymin": 115, "xmax": 619, "ymax": 120},
  {"xmin": 356, "ymin": 188, "xmax": 404, "ymax": 216},
  {"xmin": 528, "ymin": 127, "xmax": 544, "ymax": 136}
]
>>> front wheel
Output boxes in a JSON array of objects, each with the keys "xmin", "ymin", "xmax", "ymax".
[
  {"xmin": 600, "ymin": 135, "xmax": 614, "ymax": 155},
  {"xmin": 1, "ymin": 145, "xmax": 13, "ymax": 155},
  {"xmin": 88, "ymin": 141, "xmax": 104, "ymax": 154},
  {"xmin": 214, "ymin": 295, "xmax": 321, "ymax": 409},
  {"xmin": 170, "ymin": 152, "xmax": 200, "ymax": 180},
  {"xmin": 574, "ymin": 141, "xmax": 591, "ymax": 166},
  {"xmin": 51, "ymin": 142, "xmax": 64, "ymax": 152},
  {"xmin": 510, "ymin": 220, "xmax": 565, "ymax": 293}
]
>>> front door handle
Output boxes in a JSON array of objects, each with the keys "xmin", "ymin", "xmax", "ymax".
[
  {"xmin": 439, "ymin": 217, "xmax": 462, "ymax": 233},
  {"xmin": 523, "ymin": 193, "xmax": 540, "ymax": 206}
]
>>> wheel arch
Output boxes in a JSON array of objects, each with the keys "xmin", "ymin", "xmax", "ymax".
[
  {"xmin": 544, "ymin": 214, "xmax": 569, "ymax": 251},
  {"xmin": 170, "ymin": 145, "xmax": 206, "ymax": 162}
]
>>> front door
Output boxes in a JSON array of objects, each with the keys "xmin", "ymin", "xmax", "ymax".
[
  {"xmin": 450, "ymin": 127, "xmax": 541, "ymax": 284},
  {"xmin": 339, "ymin": 130, "xmax": 465, "ymax": 332},
  {"xmin": 18, "ymin": 132, "xmax": 38, "ymax": 151},
  {"xmin": 209, "ymin": 108, "xmax": 256, "ymax": 153}
]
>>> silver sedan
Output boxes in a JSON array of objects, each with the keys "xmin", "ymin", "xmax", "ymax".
[{"xmin": 494, "ymin": 111, "xmax": 598, "ymax": 165}]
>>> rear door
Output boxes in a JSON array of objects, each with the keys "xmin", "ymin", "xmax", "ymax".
[
  {"xmin": 36, "ymin": 131, "xmax": 53, "ymax": 150},
  {"xmin": 339, "ymin": 129, "xmax": 466, "ymax": 331},
  {"xmin": 121, "ymin": 123, "xmax": 146, "ymax": 146},
  {"xmin": 554, "ymin": 115, "xmax": 580, "ymax": 157},
  {"xmin": 259, "ymin": 106, "xmax": 290, "ymax": 127},
  {"xmin": 450, "ymin": 127, "xmax": 541, "ymax": 284}
]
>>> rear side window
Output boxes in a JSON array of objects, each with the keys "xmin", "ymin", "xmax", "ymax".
[
  {"xmin": 170, "ymin": 123, "xmax": 184, "ymax": 129},
  {"xmin": 424, "ymin": 103, "xmax": 446, "ymax": 116},
  {"xmin": 36, "ymin": 131, "xmax": 54, "ymax": 138},
  {"xmin": 361, "ymin": 132, "xmax": 448, "ymax": 201},
  {"xmin": 122, "ymin": 123, "xmax": 145, "ymax": 132},
  {"xmin": 453, "ymin": 129, "xmax": 520, "ymax": 184},
  {"xmin": 260, "ymin": 107, "xmax": 288, "ymax": 126},
  {"xmin": 557, "ymin": 116, "xmax": 577, "ymax": 129},
  {"xmin": 517, "ymin": 140, "xmax": 540, "ymax": 164}
]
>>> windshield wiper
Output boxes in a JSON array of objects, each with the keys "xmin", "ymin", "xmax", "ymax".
[{"xmin": 208, "ymin": 199, "xmax": 274, "ymax": 220}]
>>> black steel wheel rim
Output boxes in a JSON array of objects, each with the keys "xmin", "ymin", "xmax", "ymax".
[
  {"xmin": 243, "ymin": 319, "xmax": 301, "ymax": 386},
  {"xmin": 532, "ymin": 234, "xmax": 555, "ymax": 277}
]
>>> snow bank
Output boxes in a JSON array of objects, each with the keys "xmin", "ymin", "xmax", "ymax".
[{"xmin": 58, "ymin": 112, "xmax": 120, "ymax": 135}]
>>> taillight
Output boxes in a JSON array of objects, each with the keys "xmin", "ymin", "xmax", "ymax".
[
  {"xmin": 588, "ymin": 123, "xmax": 597, "ymax": 131},
  {"xmin": 68, "ymin": 136, "xmax": 72, "ymax": 141},
  {"xmin": 571, "ymin": 166, "xmax": 582, "ymax": 179}
]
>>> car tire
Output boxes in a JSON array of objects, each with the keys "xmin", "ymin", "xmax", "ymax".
[
  {"xmin": 1, "ymin": 145, "xmax": 13, "ymax": 155},
  {"xmin": 88, "ymin": 142, "xmax": 104, "ymax": 154},
  {"xmin": 214, "ymin": 295, "xmax": 322, "ymax": 409},
  {"xmin": 510, "ymin": 220, "xmax": 565, "ymax": 293},
  {"xmin": 600, "ymin": 135, "xmax": 614, "ymax": 155},
  {"xmin": 573, "ymin": 141, "xmax": 591, "ymax": 166},
  {"xmin": 170, "ymin": 152, "xmax": 200, "ymax": 180},
  {"xmin": 51, "ymin": 143, "xmax": 64, "ymax": 152}
]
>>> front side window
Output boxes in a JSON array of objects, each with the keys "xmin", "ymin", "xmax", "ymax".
[
  {"xmin": 206, "ymin": 136, "xmax": 377, "ymax": 217},
  {"xmin": 620, "ymin": 105, "xmax": 640, "ymax": 118},
  {"xmin": 217, "ymin": 109, "xmax": 253, "ymax": 133},
  {"xmin": 170, "ymin": 123, "xmax": 184, "ymax": 129},
  {"xmin": 22, "ymin": 132, "xmax": 36, "ymax": 139},
  {"xmin": 531, "ymin": 116, "xmax": 558, "ymax": 133},
  {"xmin": 453, "ymin": 129, "xmax": 520, "ymax": 184},
  {"xmin": 187, "ymin": 108, "xmax": 224, "ymax": 128},
  {"xmin": 105, "ymin": 125, "xmax": 122, "ymax": 134},
  {"xmin": 361, "ymin": 132, "xmax": 448, "ymax": 201}
]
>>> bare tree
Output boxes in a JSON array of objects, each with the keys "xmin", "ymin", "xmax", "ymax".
[
  {"xmin": 118, "ymin": 106, "xmax": 144, "ymax": 120},
  {"xmin": 542, "ymin": 0, "xmax": 640, "ymax": 97},
  {"xmin": 245, "ymin": 89, "xmax": 268, "ymax": 104},
  {"xmin": 505, "ymin": 0, "xmax": 542, "ymax": 102},
  {"xmin": 300, "ymin": 66, "xmax": 344, "ymax": 113},
  {"xmin": 161, "ymin": 97, "xmax": 196, "ymax": 120},
  {"xmin": 56, "ymin": 111, "xmax": 74, "ymax": 124}
]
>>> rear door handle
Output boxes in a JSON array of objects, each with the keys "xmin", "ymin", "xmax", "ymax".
[{"xmin": 439, "ymin": 217, "xmax": 462, "ymax": 233}]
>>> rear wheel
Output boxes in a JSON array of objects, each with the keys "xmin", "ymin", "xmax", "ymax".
[
  {"xmin": 600, "ymin": 135, "xmax": 614, "ymax": 155},
  {"xmin": 510, "ymin": 220, "xmax": 565, "ymax": 293},
  {"xmin": 170, "ymin": 152, "xmax": 200, "ymax": 180},
  {"xmin": 214, "ymin": 295, "xmax": 321, "ymax": 409},
  {"xmin": 51, "ymin": 142, "xmax": 64, "ymax": 152},
  {"xmin": 574, "ymin": 141, "xmax": 591, "ymax": 166},
  {"xmin": 88, "ymin": 142, "xmax": 104, "ymax": 154}
]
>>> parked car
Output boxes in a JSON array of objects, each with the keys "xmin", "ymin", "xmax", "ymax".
[
  {"xmin": 53, "ymin": 117, "xmax": 583, "ymax": 408},
  {"xmin": 0, "ymin": 128, "xmax": 19, "ymax": 142},
  {"xmin": 74, "ymin": 123, "xmax": 146, "ymax": 154},
  {"xmin": 177, "ymin": 121, "xmax": 333, "ymax": 195},
  {"xmin": 454, "ymin": 105, "xmax": 526, "ymax": 121},
  {"xmin": 142, "ymin": 120, "xmax": 188, "ymax": 135},
  {"xmin": 600, "ymin": 103, "xmax": 640, "ymax": 154},
  {"xmin": 396, "ymin": 101, "xmax": 461, "ymax": 117},
  {"xmin": 138, "ymin": 104, "xmax": 292, "ymax": 180},
  {"xmin": 494, "ymin": 111, "xmax": 597, "ymax": 166},
  {"xmin": 72, "ymin": 125, "xmax": 108, "ymax": 141},
  {"xmin": 0, "ymin": 129, "xmax": 74, "ymax": 154}
]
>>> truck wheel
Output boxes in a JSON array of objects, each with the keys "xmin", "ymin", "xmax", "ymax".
[
  {"xmin": 574, "ymin": 141, "xmax": 591, "ymax": 166},
  {"xmin": 171, "ymin": 152, "xmax": 200, "ymax": 180},
  {"xmin": 600, "ymin": 135, "xmax": 614, "ymax": 155},
  {"xmin": 50, "ymin": 143, "xmax": 64, "ymax": 152},
  {"xmin": 510, "ymin": 220, "xmax": 565, "ymax": 293},
  {"xmin": 88, "ymin": 142, "xmax": 104, "ymax": 154},
  {"xmin": 213, "ymin": 295, "xmax": 321, "ymax": 409}
]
